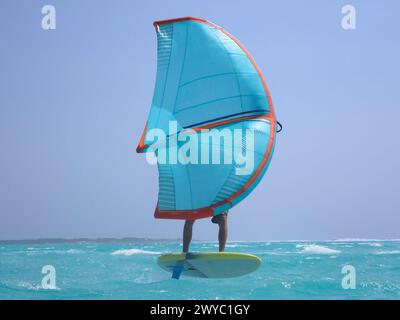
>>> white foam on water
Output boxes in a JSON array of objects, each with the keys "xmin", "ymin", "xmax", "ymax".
[
  {"xmin": 373, "ymin": 250, "xmax": 400, "ymax": 255},
  {"xmin": 297, "ymin": 244, "xmax": 341, "ymax": 255},
  {"xmin": 66, "ymin": 249, "xmax": 84, "ymax": 254},
  {"xmin": 334, "ymin": 238, "xmax": 400, "ymax": 242},
  {"xmin": 358, "ymin": 242, "xmax": 383, "ymax": 247},
  {"xmin": 226, "ymin": 244, "xmax": 248, "ymax": 248},
  {"xmin": 305, "ymin": 256, "xmax": 321, "ymax": 260},
  {"xmin": 111, "ymin": 249, "xmax": 161, "ymax": 256},
  {"xmin": 259, "ymin": 251, "xmax": 295, "ymax": 255},
  {"xmin": 281, "ymin": 281, "xmax": 292, "ymax": 289},
  {"xmin": 17, "ymin": 282, "xmax": 41, "ymax": 291},
  {"xmin": 26, "ymin": 248, "xmax": 84, "ymax": 255},
  {"xmin": 18, "ymin": 281, "xmax": 60, "ymax": 291},
  {"xmin": 200, "ymin": 243, "xmax": 250, "ymax": 249},
  {"xmin": 200, "ymin": 242, "xmax": 249, "ymax": 248},
  {"xmin": 330, "ymin": 243, "xmax": 353, "ymax": 248}
]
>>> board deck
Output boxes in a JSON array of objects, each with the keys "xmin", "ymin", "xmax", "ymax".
[{"xmin": 157, "ymin": 252, "xmax": 261, "ymax": 279}]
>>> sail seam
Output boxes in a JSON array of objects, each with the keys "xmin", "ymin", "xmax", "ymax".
[
  {"xmin": 210, "ymin": 27, "xmax": 244, "ymax": 115},
  {"xmin": 183, "ymin": 109, "xmax": 268, "ymax": 129},
  {"xmin": 179, "ymin": 72, "xmax": 257, "ymax": 88},
  {"xmin": 175, "ymin": 94, "xmax": 264, "ymax": 114},
  {"xmin": 156, "ymin": 24, "xmax": 174, "ymax": 128}
]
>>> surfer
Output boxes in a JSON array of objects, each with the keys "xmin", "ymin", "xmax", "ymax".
[{"xmin": 182, "ymin": 212, "xmax": 228, "ymax": 253}]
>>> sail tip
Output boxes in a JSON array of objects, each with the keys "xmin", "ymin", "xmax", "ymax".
[
  {"xmin": 153, "ymin": 16, "xmax": 207, "ymax": 28},
  {"xmin": 136, "ymin": 144, "xmax": 148, "ymax": 153}
]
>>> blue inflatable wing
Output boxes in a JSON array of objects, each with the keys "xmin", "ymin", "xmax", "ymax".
[{"xmin": 137, "ymin": 17, "xmax": 277, "ymax": 220}]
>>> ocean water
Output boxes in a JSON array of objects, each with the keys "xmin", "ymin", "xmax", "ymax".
[{"xmin": 0, "ymin": 240, "xmax": 399, "ymax": 300}]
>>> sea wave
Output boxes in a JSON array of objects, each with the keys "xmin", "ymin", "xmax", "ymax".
[
  {"xmin": 334, "ymin": 238, "xmax": 400, "ymax": 242},
  {"xmin": 358, "ymin": 242, "xmax": 383, "ymax": 247},
  {"xmin": 226, "ymin": 244, "xmax": 249, "ymax": 248},
  {"xmin": 17, "ymin": 281, "xmax": 60, "ymax": 291},
  {"xmin": 26, "ymin": 248, "xmax": 84, "ymax": 255},
  {"xmin": 200, "ymin": 243, "xmax": 249, "ymax": 248},
  {"xmin": 111, "ymin": 249, "xmax": 161, "ymax": 256},
  {"xmin": 305, "ymin": 256, "xmax": 321, "ymax": 260},
  {"xmin": 259, "ymin": 251, "xmax": 295, "ymax": 255},
  {"xmin": 65, "ymin": 249, "xmax": 84, "ymax": 254},
  {"xmin": 297, "ymin": 244, "xmax": 341, "ymax": 255},
  {"xmin": 373, "ymin": 250, "xmax": 400, "ymax": 255}
]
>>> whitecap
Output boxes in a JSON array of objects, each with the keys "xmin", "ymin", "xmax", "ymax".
[
  {"xmin": 111, "ymin": 249, "xmax": 161, "ymax": 256},
  {"xmin": 225, "ymin": 244, "xmax": 248, "ymax": 248},
  {"xmin": 358, "ymin": 242, "xmax": 382, "ymax": 247},
  {"xmin": 259, "ymin": 251, "xmax": 295, "ymax": 255},
  {"xmin": 297, "ymin": 244, "xmax": 341, "ymax": 255},
  {"xmin": 18, "ymin": 281, "xmax": 60, "ymax": 291},
  {"xmin": 373, "ymin": 250, "xmax": 400, "ymax": 255},
  {"xmin": 66, "ymin": 249, "xmax": 83, "ymax": 254},
  {"xmin": 26, "ymin": 248, "xmax": 82, "ymax": 255},
  {"xmin": 334, "ymin": 238, "xmax": 400, "ymax": 242},
  {"xmin": 305, "ymin": 256, "xmax": 321, "ymax": 260}
]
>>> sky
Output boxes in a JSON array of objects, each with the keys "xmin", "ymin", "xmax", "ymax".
[{"xmin": 0, "ymin": 0, "xmax": 399, "ymax": 241}]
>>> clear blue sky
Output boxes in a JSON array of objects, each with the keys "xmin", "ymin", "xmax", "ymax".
[{"xmin": 1, "ymin": 0, "xmax": 399, "ymax": 240}]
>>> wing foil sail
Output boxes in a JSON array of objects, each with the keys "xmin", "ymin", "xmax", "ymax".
[{"xmin": 137, "ymin": 17, "xmax": 277, "ymax": 220}]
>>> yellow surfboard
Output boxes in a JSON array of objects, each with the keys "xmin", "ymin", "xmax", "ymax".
[{"xmin": 157, "ymin": 252, "xmax": 261, "ymax": 279}]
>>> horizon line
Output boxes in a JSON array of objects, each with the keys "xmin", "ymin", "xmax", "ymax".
[{"xmin": 1, "ymin": 237, "xmax": 399, "ymax": 244}]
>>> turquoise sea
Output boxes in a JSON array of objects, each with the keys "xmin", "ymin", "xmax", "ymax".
[{"xmin": 0, "ymin": 240, "xmax": 399, "ymax": 300}]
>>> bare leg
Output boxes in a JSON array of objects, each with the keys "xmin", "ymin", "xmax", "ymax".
[
  {"xmin": 183, "ymin": 220, "xmax": 195, "ymax": 253},
  {"xmin": 218, "ymin": 214, "xmax": 228, "ymax": 252}
]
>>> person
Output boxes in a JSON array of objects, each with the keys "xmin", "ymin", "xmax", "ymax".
[{"xmin": 182, "ymin": 212, "xmax": 228, "ymax": 253}]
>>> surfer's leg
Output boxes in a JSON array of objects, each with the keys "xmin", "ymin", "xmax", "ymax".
[
  {"xmin": 218, "ymin": 213, "xmax": 228, "ymax": 252},
  {"xmin": 183, "ymin": 220, "xmax": 195, "ymax": 253}
]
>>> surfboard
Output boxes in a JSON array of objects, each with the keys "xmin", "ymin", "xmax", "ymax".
[{"xmin": 157, "ymin": 252, "xmax": 261, "ymax": 279}]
